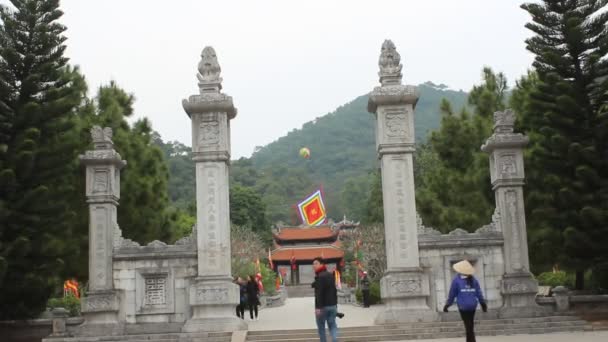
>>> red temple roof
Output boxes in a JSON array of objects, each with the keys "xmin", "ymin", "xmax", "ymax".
[
  {"xmin": 271, "ymin": 246, "xmax": 344, "ymax": 261},
  {"xmin": 274, "ymin": 226, "xmax": 337, "ymax": 241}
]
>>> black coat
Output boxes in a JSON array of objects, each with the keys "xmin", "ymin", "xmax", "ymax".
[
  {"xmin": 246, "ymin": 280, "xmax": 260, "ymax": 305},
  {"xmin": 312, "ymin": 270, "xmax": 337, "ymax": 309}
]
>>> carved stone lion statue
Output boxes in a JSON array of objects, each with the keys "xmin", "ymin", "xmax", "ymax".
[
  {"xmin": 379, "ymin": 39, "xmax": 402, "ymax": 74},
  {"xmin": 91, "ymin": 126, "xmax": 113, "ymax": 143},
  {"xmin": 197, "ymin": 46, "xmax": 222, "ymax": 83}
]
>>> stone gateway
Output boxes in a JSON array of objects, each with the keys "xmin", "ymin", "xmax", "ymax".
[{"xmin": 45, "ymin": 41, "xmax": 546, "ymax": 341}]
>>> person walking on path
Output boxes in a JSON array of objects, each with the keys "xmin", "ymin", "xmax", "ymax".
[
  {"xmin": 247, "ymin": 275, "xmax": 260, "ymax": 321},
  {"xmin": 235, "ymin": 277, "xmax": 247, "ymax": 319},
  {"xmin": 443, "ymin": 260, "xmax": 488, "ymax": 342},
  {"xmin": 312, "ymin": 257, "xmax": 338, "ymax": 342},
  {"xmin": 361, "ymin": 271, "xmax": 371, "ymax": 308}
]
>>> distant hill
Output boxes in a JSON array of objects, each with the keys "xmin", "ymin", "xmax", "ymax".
[
  {"xmin": 246, "ymin": 82, "xmax": 468, "ymax": 221},
  {"xmin": 158, "ymin": 82, "xmax": 468, "ymax": 224}
]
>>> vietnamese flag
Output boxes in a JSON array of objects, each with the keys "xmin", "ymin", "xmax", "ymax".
[{"xmin": 297, "ymin": 189, "xmax": 327, "ymax": 226}]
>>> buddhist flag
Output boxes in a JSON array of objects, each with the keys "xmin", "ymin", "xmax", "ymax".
[
  {"xmin": 63, "ymin": 279, "xmax": 79, "ymax": 298},
  {"xmin": 335, "ymin": 270, "xmax": 342, "ymax": 290},
  {"xmin": 297, "ymin": 189, "xmax": 327, "ymax": 226}
]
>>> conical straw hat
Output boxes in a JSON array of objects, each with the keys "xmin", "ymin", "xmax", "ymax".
[{"xmin": 453, "ymin": 260, "xmax": 475, "ymax": 275}]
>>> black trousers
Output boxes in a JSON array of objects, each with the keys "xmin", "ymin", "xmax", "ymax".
[
  {"xmin": 249, "ymin": 303, "xmax": 258, "ymax": 319},
  {"xmin": 362, "ymin": 289, "xmax": 370, "ymax": 307},
  {"xmin": 236, "ymin": 304, "xmax": 244, "ymax": 319},
  {"xmin": 459, "ymin": 310, "xmax": 476, "ymax": 342}
]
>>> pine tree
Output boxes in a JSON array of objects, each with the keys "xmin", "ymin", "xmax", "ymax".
[
  {"xmin": 363, "ymin": 170, "xmax": 383, "ymax": 224},
  {"xmin": 415, "ymin": 68, "xmax": 505, "ymax": 231},
  {"xmin": 0, "ymin": 0, "xmax": 86, "ymax": 318},
  {"xmin": 229, "ymin": 184, "xmax": 269, "ymax": 233},
  {"xmin": 520, "ymin": 0, "xmax": 608, "ymax": 289},
  {"xmin": 77, "ymin": 83, "xmax": 176, "ymax": 244}
]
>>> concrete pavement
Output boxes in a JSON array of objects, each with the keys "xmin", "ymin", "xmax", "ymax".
[
  {"xmin": 248, "ymin": 297, "xmax": 382, "ymax": 331},
  {"xmin": 382, "ymin": 331, "xmax": 608, "ymax": 341}
]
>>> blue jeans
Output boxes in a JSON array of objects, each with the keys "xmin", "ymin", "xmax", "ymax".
[{"xmin": 315, "ymin": 305, "xmax": 338, "ymax": 342}]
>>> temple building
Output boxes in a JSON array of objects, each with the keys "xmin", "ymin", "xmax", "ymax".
[
  {"xmin": 334, "ymin": 215, "xmax": 360, "ymax": 236},
  {"xmin": 271, "ymin": 226, "xmax": 344, "ymax": 285}
]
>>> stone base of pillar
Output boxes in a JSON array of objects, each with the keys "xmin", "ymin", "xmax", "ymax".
[
  {"xmin": 498, "ymin": 272, "xmax": 549, "ymax": 318},
  {"xmin": 182, "ymin": 316, "xmax": 247, "ymax": 333},
  {"xmin": 73, "ymin": 321, "xmax": 124, "ymax": 337},
  {"xmin": 77, "ymin": 290, "xmax": 123, "ymax": 336},
  {"xmin": 375, "ymin": 268, "xmax": 439, "ymax": 324},
  {"xmin": 182, "ymin": 277, "xmax": 247, "ymax": 332}
]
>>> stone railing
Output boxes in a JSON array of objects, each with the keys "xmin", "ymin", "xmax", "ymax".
[
  {"xmin": 338, "ymin": 287, "xmax": 356, "ymax": 305},
  {"xmin": 0, "ymin": 315, "xmax": 84, "ymax": 341},
  {"xmin": 536, "ymin": 286, "xmax": 608, "ymax": 314}
]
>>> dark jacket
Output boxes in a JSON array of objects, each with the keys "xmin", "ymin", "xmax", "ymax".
[
  {"xmin": 361, "ymin": 276, "xmax": 370, "ymax": 291},
  {"xmin": 246, "ymin": 280, "xmax": 260, "ymax": 305},
  {"xmin": 239, "ymin": 284, "xmax": 247, "ymax": 304},
  {"xmin": 446, "ymin": 275, "xmax": 485, "ymax": 311},
  {"xmin": 312, "ymin": 270, "xmax": 338, "ymax": 309}
]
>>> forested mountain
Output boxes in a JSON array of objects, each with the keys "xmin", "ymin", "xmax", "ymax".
[{"xmin": 159, "ymin": 82, "xmax": 468, "ymax": 224}]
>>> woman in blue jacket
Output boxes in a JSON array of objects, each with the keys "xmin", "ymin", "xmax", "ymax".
[{"xmin": 443, "ymin": 260, "xmax": 487, "ymax": 342}]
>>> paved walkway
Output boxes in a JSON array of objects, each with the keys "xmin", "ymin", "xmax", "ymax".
[{"xmin": 248, "ymin": 297, "xmax": 383, "ymax": 330}]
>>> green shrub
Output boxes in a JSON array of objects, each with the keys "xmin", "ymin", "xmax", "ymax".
[
  {"xmin": 355, "ymin": 281, "xmax": 381, "ymax": 305},
  {"xmin": 232, "ymin": 261, "xmax": 277, "ymax": 296},
  {"xmin": 342, "ymin": 268, "xmax": 356, "ymax": 288},
  {"xmin": 536, "ymin": 271, "xmax": 575, "ymax": 288},
  {"xmin": 47, "ymin": 294, "xmax": 81, "ymax": 317},
  {"xmin": 590, "ymin": 264, "xmax": 608, "ymax": 293}
]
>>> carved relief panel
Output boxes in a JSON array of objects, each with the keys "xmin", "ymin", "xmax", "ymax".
[
  {"xmin": 196, "ymin": 287, "xmax": 228, "ymax": 304},
  {"xmin": 93, "ymin": 170, "xmax": 109, "ymax": 193},
  {"xmin": 194, "ymin": 112, "xmax": 228, "ymax": 153},
  {"xmin": 490, "ymin": 151, "xmax": 524, "ymax": 183},
  {"xmin": 135, "ymin": 269, "xmax": 175, "ymax": 315},
  {"xmin": 86, "ymin": 166, "xmax": 120, "ymax": 198},
  {"xmin": 144, "ymin": 276, "xmax": 167, "ymax": 306},
  {"xmin": 82, "ymin": 292, "xmax": 118, "ymax": 313},
  {"xmin": 379, "ymin": 107, "xmax": 412, "ymax": 145},
  {"xmin": 390, "ymin": 278, "xmax": 422, "ymax": 294}
]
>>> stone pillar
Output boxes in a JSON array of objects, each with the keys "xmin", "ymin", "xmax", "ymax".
[
  {"xmin": 78, "ymin": 126, "xmax": 125, "ymax": 335},
  {"xmin": 368, "ymin": 40, "xmax": 436, "ymax": 323},
  {"xmin": 482, "ymin": 110, "xmax": 543, "ymax": 317},
  {"xmin": 182, "ymin": 47, "xmax": 246, "ymax": 332}
]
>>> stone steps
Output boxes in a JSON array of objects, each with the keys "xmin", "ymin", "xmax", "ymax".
[
  {"xmin": 44, "ymin": 331, "xmax": 232, "ymax": 342},
  {"xmin": 246, "ymin": 316, "xmax": 589, "ymax": 341},
  {"xmin": 42, "ymin": 315, "xmax": 608, "ymax": 342}
]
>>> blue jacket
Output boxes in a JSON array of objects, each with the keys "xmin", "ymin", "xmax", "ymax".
[{"xmin": 446, "ymin": 276, "xmax": 485, "ymax": 312}]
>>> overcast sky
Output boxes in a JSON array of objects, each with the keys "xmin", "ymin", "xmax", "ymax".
[{"xmin": 7, "ymin": 0, "xmax": 536, "ymax": 158}]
